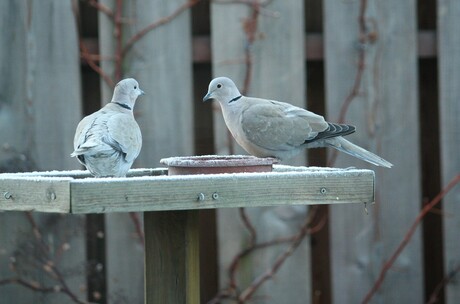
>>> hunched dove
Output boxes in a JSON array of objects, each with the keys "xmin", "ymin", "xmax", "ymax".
[
  {"xmin": 71, "ymin": 78, "xmax": 145, "ymax": 177},
  {"xmin": 203, "ymin": 77, "xmax": 392, "ymax": 168}
]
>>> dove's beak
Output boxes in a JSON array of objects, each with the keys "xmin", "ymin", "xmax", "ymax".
[
  {"xmin": 203, "ymin": 92, "xmax": 213, "ymax": 102},
  {"xmin": 140, "ymin": 90, "xmax": 146, "ymax": 96}
]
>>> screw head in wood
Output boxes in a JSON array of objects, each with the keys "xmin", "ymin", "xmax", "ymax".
[
  {"xmin": 197, "ymin": 193, "xmax": 205, "ymax": 201},
  {"xmin": 3, "ymin": 192, "xmax": 12, "ymax": 199},
  {"xmin": 363, "ymin": 202, "xmax": 369, "ymax": 215},
  {"xmin": 212, "ymin": 192, "xmax": 219, "ymax": 200}
]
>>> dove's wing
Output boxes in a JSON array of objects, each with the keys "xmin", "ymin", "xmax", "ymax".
[
  {"xmin": 105, "ymin": 113, "xmax": 142, "ymax": 163},
  {"xmin": 240, "ymin": 98, "xmax": 329, "ymax": 151},
  {"xmin": 73, "ymin": 112, "xmax": 99, "ymax": 153}
]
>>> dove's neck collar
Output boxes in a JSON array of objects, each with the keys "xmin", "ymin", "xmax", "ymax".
[
  {"xmin": 113, "ymin": 102, "xmax": 132, "ymax": 111},
  {"xmin": 228, "ymin": 95, "xmax": 242, "ymax": 104}
]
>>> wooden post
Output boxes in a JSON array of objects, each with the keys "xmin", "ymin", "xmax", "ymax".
[{"xmin": 144, "ymin": 211, "xmax": 200, "ymax": 304}]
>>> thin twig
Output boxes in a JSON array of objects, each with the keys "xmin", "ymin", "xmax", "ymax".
[
  {"xmin": 114, "ymin": 0, "xmax": 123, "ymax": 81},
  {"xmin": 0, "ymin": 276, "xmax": 88, "ymax": 304},
  {"xmin": 129, "ymin": 212, "xmax": 145, "ymax": 247},
  {"xmin": 241, "ymin": 0, "xmax": 260, "ymax": 95},
  {"xmin": 24, "ymin": 212, "xmax": 50, "ymax": 257},
  {"xmin": 362, "ymin": 174, "xmax": 460, "ymax": 304},
  {"xmin": 80, "ymin": 53, "xmax": 116, "ymax": 62},
  {"xmin": 426, "ymin": 264, "xmax": 460, "ymax": 304},
  {"xmin": 0, "ymin": 278, "xmax": 55, "ymax": 293},
  {"xmin": 87, "ymin": 0, "xmax": 114, "ymax": 18},
  {"xmin": 80, "ymin": 41, "xmax": 115, "ymax": 88},
  {"xmin": 213, "ymin": 0, "xmax": 276, "ymax": 16},
  {"xmin": 239, "ymin": 208, "xmax": 257, "ymax": 246},
  {"xmin": 52, "ymin": 265, "xmax": 88, "ymax": 304},
  {"xmin": 238, "ymin": 207, "xmax": 324, "ymax": 302},
  {"xmin": 338, "ymin": 0, "xmax": 368, "ymax": 124},
  {"xmin": 72, "ymin": 2, "xmax": 114, "ymax": 87},
  {"xmin": 227, "ymin": 229, "xmax": 295, "ymax": 294},
  {"xmin": 121, "ymin": 0, "xmax": 201, "ymax": 58},
  {"xmin": 25, "ymin": 213, "xmax": 87, "ymax": 303},
  {"xmin": 209, "ymin": 207, "xmax": 327, "ymax": 304}
]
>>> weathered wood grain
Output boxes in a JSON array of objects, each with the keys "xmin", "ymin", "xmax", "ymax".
[
  {"xmin": 437, "ymin": 1, "xmax": 460, "ymax": 302},
  {"xmin": 144, "ymin": 210, "xmax": 200, "ymax": 304},
  {"xmin": 0, "ymin": 167, "xmax": 374, "ymax": 214},
  {"xmin": 69, "ymin": 169, "xmax": 373, "ymax": 213},
  {"xmin": 0, "ymin": 1, "xmax": 29, "ymax": 171},
  {"xmin": 1, "ymin": 168, "xmax": 167, "ymax": 179},
  {"xmin": 0, "ymin": 178, "xmax": 71, "ymax": 213},
  {"xmin": 30, "ymin": 1, "xmax": 82, "ymax": 171},
  {"xmin": 324, "ymin": 0, "xmax": 423, "ymax": 302},
  {"xmin": 122, "ymin": 0, "xmax": 195, "ymax": 167}
]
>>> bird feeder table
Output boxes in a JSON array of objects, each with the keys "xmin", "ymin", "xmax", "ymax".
[{"xmin": 0, "ymin": 156, "xmax": 375, "ymax": 304}]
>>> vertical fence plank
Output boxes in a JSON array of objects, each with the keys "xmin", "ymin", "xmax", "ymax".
[
  {"xmin": 0, "ymin": 1, "xmax": 29, "ymax": 169},
  {"xmin": 98, "ymin": 0, "xmax": 116, "ymax": 103},
  {"xmin": 0, "ymin": 1, "xmax": 85, "ymax": 303},
  {"xmin": 98, "ymin": 0, "xmax": 195, "ymax": 302},
  {"xmin": 124, "ymin": 0, "xmax": 194, "ymax": 167},
  {"xmin": 210, "ymin": 1, "xmax": 310, "ymax": 303},
  {"xmin": 105, "ymin": 214, "xmax": 145, "ymax": 303},
  {"xmin": 30, "ymin": 1, "xmax": 82, "ymax": 171},
  {"xmin": 210, "ymin": 2, "xmax": 247, "ymax": 157},
  {"xmin": 324, "ymin": 5, "xmax": 375, "ymax": 301},
  {"xmin": 437, "ymin": 1, "xmax": 460, "ymax": 303},
  {"xmin": 325, "ymin": 0, "xmax": 423, "ymax": 303},
  {"xmin": 0, "ymin": 0, "xmax": 81, "ymax": 171},
  {"xmin": 0, "ymin": 3, "xmax": 37, "ymax": 303}
]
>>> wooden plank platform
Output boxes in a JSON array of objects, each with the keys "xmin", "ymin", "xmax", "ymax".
[
  {"xmin": 0, "ymin": 164, "xmax": 375, "ymax": 304},
  {"xmin": 0, "ymin": 166, "xmax": 374, "ymax": 214}
]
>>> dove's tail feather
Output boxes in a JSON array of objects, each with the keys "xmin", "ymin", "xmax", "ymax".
[
  {"xmin": 70, "ymin": 146, "xmax": 92, "ymax": 157},
  {"xmin": 326, "ymin": 136, "xmax": 393, "ymax": 168},
  {"xmin": 70, "ymin": 140, "xmax": 112, "ymax": 158}
]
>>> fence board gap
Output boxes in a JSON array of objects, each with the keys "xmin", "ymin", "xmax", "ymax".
[
  {"xmin": 419, "ymin": 57, "xmax": 444, "ymax": 303},
  {"xmin": 86, "ymin": 214, "xmax": 107, "ymax": 304},
  {"xmin": 306, "ymin": 60, "xmax": 331, "ymax": 304}
]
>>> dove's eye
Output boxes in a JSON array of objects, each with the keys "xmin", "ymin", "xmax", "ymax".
[
  {"xmin": 217, "ymin": 83, "xmax": 222, "ymax": 89},
  {"xmin": 134, "ymin": 86, "xmax": 137, "ymax": 89}
]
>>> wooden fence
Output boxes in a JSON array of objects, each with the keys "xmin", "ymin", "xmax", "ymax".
[{"xmin": 0, "ymin": 0, "xmax": 459, "ymax": 303}]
